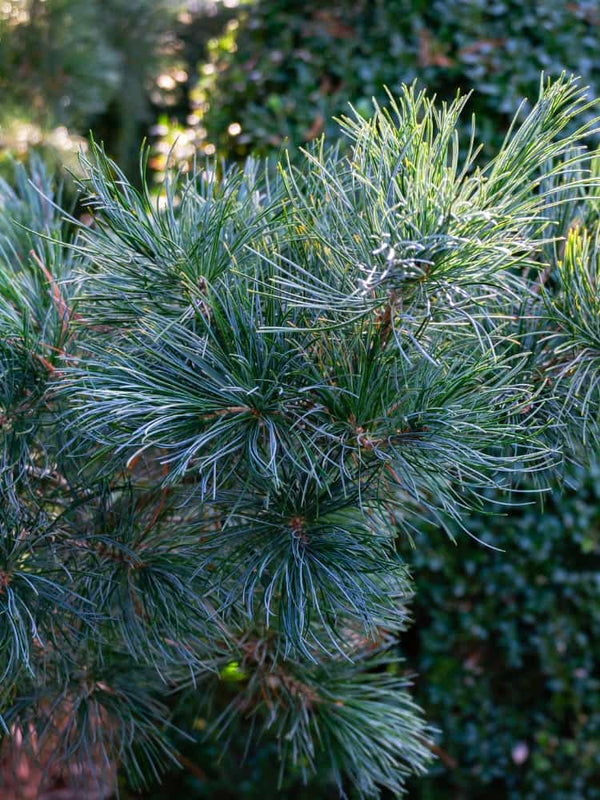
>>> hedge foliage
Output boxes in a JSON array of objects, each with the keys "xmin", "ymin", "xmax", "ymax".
[
  {"xmin": 170, "ymin": 0, "xmax": 600, "ymax": 163},
  {"xmin": 405, "ymin": 468, "xmax": 600, "ymax": 799}
]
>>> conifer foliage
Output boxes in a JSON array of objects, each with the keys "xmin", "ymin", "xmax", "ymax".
[{"xmin": 1, "ymin": 76, "xmax": 600, "ymax": 797}]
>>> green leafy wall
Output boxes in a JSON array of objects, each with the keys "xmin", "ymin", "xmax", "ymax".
[
  {"xmin": 173, "ymin": 0, "xmax": 600, "ymax": 162},
  {"xmin": 405, "ymin": 469, "xmax": 600, "ymax": 798}
]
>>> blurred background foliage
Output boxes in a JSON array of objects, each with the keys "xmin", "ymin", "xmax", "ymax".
[
  {"xmin": 404, "ymin": 469, "xmax": 600, "ymax": 800},
  {"xmin": 167, "ymin": 0, "xmax": 600, "ymax": 168},
  {"xmin": 1, "ymin": 1, "xmax": 600, "ymax": 797},
  {"xmin": 0, "ymin": 0, "xmax": 178, "ymax": 180}
]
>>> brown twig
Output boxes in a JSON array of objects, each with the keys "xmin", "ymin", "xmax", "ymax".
[
  {"xmin": 177, "ymin": 754, "xmax": 207, "ymax": 782},
  {"xmin": 139, "ymin": 457, "xmax": 171, "ymax": 541},
  {"xmin": 34, "ymin": 352, "xmax": 57, "ymax": 373},
  {"xmin": 30, "ymin": 249, "xmax": 81, "ymax": 337},
  {"xmin": 375, "ymin": 291, "xmax": 399, "ymax": 347},
  {"xmin": 423, "ymin": 739, "xmax": 458, "ymax": 770}
]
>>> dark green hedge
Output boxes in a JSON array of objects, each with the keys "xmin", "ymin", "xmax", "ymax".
[
  {"xmin": 405, "ymin": 469, "xmax": 600, "ymax": 799},
  {"xmin": 185, "ymin": 0, "xmax": 600, "ymax": 160}
]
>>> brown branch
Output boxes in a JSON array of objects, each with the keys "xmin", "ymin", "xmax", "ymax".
[
  {"xmin": 423, "ymin": 739, "xmax": 458, "ymax": 770},
  {"xmin": 202, "ymin": 405, "xmax": 252, "ymax": 419},
  {"xmin": 34, "ymin": 352, "xmax": 57, "ymax": 373},
  {"xmin": 25, "ymin": 465, "xmax": 70, "ymax": 489},
  {"xmin": 30, "ymin": 249, "xmax": 81, "ymax": 337},
  {"xmin": 375, "ymin": 291, "xmax": 399, "ymax": 348},
  {"xmin": 177, "ymin": 754, "xmax": 207, "ymax": 782},
  {"xmin": 139, "ymin": 457, "xmax": 170, "ymax": 541}
]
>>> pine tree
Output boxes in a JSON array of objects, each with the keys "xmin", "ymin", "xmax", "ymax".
[{"xmin": 1, "ymin": 75, "xmax": 600, "ymax": 798}]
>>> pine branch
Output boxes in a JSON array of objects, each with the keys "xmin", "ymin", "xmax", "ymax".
[{"xmin": 2, "ymin": 77, "xmax": 600, "ymax": 798}]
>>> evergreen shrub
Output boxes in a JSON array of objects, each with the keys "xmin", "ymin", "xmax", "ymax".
[{"xmin": 1, "ymin": 76, "xmax": 599, "ymax": 798}]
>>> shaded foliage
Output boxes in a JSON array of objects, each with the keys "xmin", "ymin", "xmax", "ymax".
[
  {"xmin": 405, "ymin": 466, "xmax": 600, "ymax": 799},
  {"xmin": 0, "ymin": 0, "xmax": 177, "ymax": 179},
  {"xmin": 165, "ymin": 0, "xmax": 600, "ymax": 164}
]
